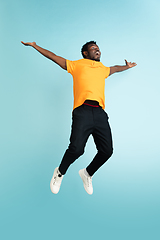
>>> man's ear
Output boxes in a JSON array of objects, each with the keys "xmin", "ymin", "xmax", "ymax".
[{"xmin": 83, "ymin": 51, "xmax": 88, "ymax": 57}]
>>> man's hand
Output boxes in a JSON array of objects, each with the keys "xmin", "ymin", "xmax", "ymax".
[
  {"xmin": 125, "ymin": 59, "xmax": 137, "ymax": 68},
  {"xmin": 21, "ymin": 41, "xmax": 67, "ymax": 70},
  {"xmin": 109, "ymin": 59, "xmax": 137, "ymax": 76},
  {"xmin": 21, "ymin": 41, "xmax": 36, "ymax": 47}
]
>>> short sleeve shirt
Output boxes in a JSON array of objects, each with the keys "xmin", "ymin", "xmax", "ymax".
[{"xmin": 66, "ymin": 58, "xmax": 110, "ymax": 110}]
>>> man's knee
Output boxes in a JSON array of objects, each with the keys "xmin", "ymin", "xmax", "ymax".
[
  {"xmin": 108, "ymin": 147, "xmax": 113, "ymax": 158},
  {"xmin": 102, "ymin": 147, "xmax": 113, "ymax": 159},
  {"xmin": 68, "ymin": 145, "xmax": 84, "ymax": 159}
]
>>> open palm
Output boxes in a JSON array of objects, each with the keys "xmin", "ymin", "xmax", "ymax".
[
  {"xmin": 21, "ymin": 41, "xmax": 36, "ymax": 47},
  {"xmin": 125, "ymin": 59, "xmax": 137, "ymax": 68}
]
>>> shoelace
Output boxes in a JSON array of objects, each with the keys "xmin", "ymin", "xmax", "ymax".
[
  {"xmin": 53, "ymin": 176, "xmax": 57, "ymax": 184},
  {"xmin": 53, "ymin": 171, "xmax": 59, "ymax": 184},
  {"xmin": 87, "ymin": 176, "xmax": 92, "ymax": 187}
]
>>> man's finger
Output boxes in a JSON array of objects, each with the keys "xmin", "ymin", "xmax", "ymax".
[
  {"xmin": 21, "ymin": 41, "xmax": 28, "ymax": 45},
  {"xmin": 125, "ymin": 59, "xmax": 128, "ymax": 65}
]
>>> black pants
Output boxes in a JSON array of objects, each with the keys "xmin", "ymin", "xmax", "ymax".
[{"xmin": 59, "ymin": 103, "xmax": 113, "ymax": 176}]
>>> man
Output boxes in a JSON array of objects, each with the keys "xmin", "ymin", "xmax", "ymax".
[{"xmin": 21, "ymin": 40, "xmax": 137, "ymax": 195}]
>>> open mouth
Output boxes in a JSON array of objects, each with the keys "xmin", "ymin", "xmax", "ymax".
[{"xmin": 95, "ymin": 52, "xmax": 100, "ymax": 56}]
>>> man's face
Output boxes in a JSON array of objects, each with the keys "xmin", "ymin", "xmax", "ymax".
[{"xmin": 85, "ymin": 44, "xmax": 101, "ymax": 62}]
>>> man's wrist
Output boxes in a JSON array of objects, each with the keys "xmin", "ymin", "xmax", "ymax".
[
  {"xmin": 125, "ymin": 65, "xmax": 130, "ymax": 69},
  {"xmin": 32, "ymin": 43, "xmax": 37, "ymax": 48}
]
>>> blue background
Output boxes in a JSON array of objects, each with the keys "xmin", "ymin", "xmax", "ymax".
[{"xmin": 1, "ymin": 0, "xmax": 160, "ymax": 239}]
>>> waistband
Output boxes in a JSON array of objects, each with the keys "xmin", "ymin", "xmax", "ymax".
[{"xmin": 83, "ymin": 100, "xmax": 100, "ymax": 107}]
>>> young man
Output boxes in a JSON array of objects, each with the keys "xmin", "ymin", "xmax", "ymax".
[{"xmin": 21, "ymin": 40, "xmax": 137, "ymax": 195}]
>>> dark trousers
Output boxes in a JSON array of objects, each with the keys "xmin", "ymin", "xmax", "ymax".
[{"xmin": 59, "ymin": 104, "xmax": 113, "ymax": 176}]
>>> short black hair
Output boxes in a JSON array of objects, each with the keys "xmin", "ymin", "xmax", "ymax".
[{"xmin": 81, "ymin": 41, "xmax": 97, "ymax": 58}]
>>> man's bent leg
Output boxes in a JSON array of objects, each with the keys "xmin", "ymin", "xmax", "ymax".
[
  {"xmin": 59, "ymin": 105, "xmax": 93, "ymax": 175},
  {"xmin": 86, "ymin": 109, "xmax": 113, "ymax": 176}
]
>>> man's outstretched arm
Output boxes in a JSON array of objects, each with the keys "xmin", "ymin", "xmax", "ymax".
[
  {"xmin": 21, "ymin": 41, "xmax": 67, "ymax": 70},
  {"xmin": 109, "ymin": 60, "xmax": 137, "ymax": 76}
]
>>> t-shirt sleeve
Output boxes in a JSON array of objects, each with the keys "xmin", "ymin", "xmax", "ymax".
[
  {"xmin": 66, "ymin": 60, "xmax": 76, "ymax": 75},
  {"xmin": 105, "ymin": 66, "xmax": 110, "ymax": 78}
]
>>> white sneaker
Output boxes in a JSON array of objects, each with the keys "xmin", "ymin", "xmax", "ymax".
[
  {"xmin": 50, "ymin": 167, "xmax": 63, "ymax": 194},
  {"xmin": 79, "ymin": 169, "xmax": 93, "ymax": 195}
]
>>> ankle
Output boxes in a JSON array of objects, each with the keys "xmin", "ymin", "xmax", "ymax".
[
  {"xmin": 58, "ymin": 168, "xmax": 63, "ymax": 177},
  {"xmin": 84, "ymin": 169, "xmax": 90, "ymax": 177}
]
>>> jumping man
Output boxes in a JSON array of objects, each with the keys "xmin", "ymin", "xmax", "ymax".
[{"xmin": 21, "ymin": 40, "xmax": 137, "ymax": 195}]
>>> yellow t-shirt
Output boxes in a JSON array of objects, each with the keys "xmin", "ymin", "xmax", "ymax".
[{"xmin": 66, "ymin": 59, "xmax": 110, "ymax": 110}]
